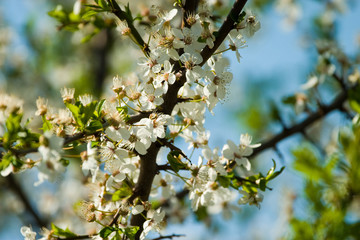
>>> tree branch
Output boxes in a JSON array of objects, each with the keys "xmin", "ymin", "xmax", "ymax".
[
  {"xmin": 107, "ymin": 0, "xmax": 150, "ymax": 56},
  {"xmin": 152, "ymin": 234, "xmax": 185, "ymax": 240},
  {"xmin": 251, "ymin": 89, "xmax": 349, "ymax": 157},
  {"xmin": 182, "ymin": 0, "xmax": 200, "ymax": 28},
  {"xmin": 200, "ymin": 0, "xmax": 248, "ymax": 66}
]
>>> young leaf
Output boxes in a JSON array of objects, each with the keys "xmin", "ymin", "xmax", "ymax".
[
  {"xmin": 112, "ymin": 183, "xmax": 132, "ymax": 201},
  {"xmin": 123, "ymin": 226, "xmax": 139, "ymax": 240},
  {"xmin": 51, "ymin": 223, "xmax": 77, "ymax": 238},
  {"xmin": 167, "ymin": 151, "xmax": 187, "ymax": 172},
  {"xmin": 99, "ymin": 226, "xmax": 117, "ymax": 238}
]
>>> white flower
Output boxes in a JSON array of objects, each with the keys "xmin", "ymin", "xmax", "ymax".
[
  {"xmin": 153, "ymin": 60, "xmax": 176, "ymax": 94},
  {"xmin": 35, "ymin": 132, "xmax": 65, "ymax": 186},
  {"xmin": 238, "ymin": 12, "xmax": 261, "ymax": 38},
  {"xmin": 140, "ymin": 208, "xmax": 166, "ymax": 240},
  {"xmin": 152, "ymin": 8, "xmax": 178, "ymax": 32},
  {"xmin": 132, "ymin": 205, "xmax": 145, "ymax": 215},
  {"xmin": 222, "ymin": 134, "xmax": 260, "ymax": 171},
  {"xmin": 179, "ymin": 52, "xmax": 204, "ymax": 83},
  {"xmin": 238, "ymin": 190, "xmax": 264, "ymax": 208},
  {"xmin": 20, "ymin": 226, "xmax": 36, "ymax": 240},
  {"xmin": 60, "ymin": 87, "xmax": 75, "ymax": 103},
  {"xmin": 172, "ymin": 22, "xmax": 206, "ymax": 54},
  {"xmin": 151, "ymin": 174, "xmax": 175, "ymax": 198},
  {"xmin": 81, "ymin": 142, "xmax": 99, "ymax": 176},
  {"xmin": 105, "ymin": 126, "xmax": 130, "ymax": 142},
  {"xmin": 138, "ymin": 51, "xmax": 167, "ymax": 78},
  {"xmin": 79, "ymin": 94, "xmax": 94, "ymax": 106},
  {"xmin": 227, "ymin": 30, "xmax": 247, "ymax": 62},
  {"xmin": 301, "ymin": 75, "xmax": 319, "ymax": 90}
]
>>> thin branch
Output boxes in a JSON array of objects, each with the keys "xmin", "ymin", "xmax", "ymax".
[
  {"xmin": 200, "ymin": 0, "xmax": 248, "ymax": 66},
  {"xmin": 152, "ymin": 234, "xmax": 185, "ymax": 240},
  {"xmin": 107, "ymin": 0, "xmax": 150, "ymax": 56},
  {"xmin": 251, "ymin": 89, "xmax": 349, "ymax": 158},
  {"xmin": 182, "ymin": 0, "xmax": 200, "ymax": 28},
  {"xmin": 56, "ymin": 235, "xmax": 92, "ymax": 240},
  {"xmin": 157, "ymin": 139, "xmax": 192, "ymax": 163}
]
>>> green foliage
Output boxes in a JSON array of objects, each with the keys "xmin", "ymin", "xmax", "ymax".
[
  {"xmin": 48, "ymin": 2, "xmax": 114, "ymax": 43},
  {"xmin": 216, "ymin": 160, "xmax": 284, "ymax": 194},
  {"xmin": 100, "ymin": 226, "xmax": 117, "ymax": 238},
  {"xmin": 112, "ymin": 182, "xmax": 132, "ymax": 201},
  {"xmin": 51, "ymin": 223, "xmax": 77, "ymax": 238},
  {"xmin": 116, "ymin": 106, "xmax": 130, "ymax": 122},
  {"xmin": 167, "ymin": 150, "xmax": 187, "ymax": 172},
  {"xmin": 65, "ymin": 100, "xmax": 105, "ymax": 132},
  {"xmin": 0, "ymin": 152, "xmax": 22, "ymax": 172},
  {"xmin": 0, "ymin": 112, "xmax": 40, "ymax": 171},
  {"xmin": 289, "ymin": 124, "xmax": 360, "ymax": 239},
  {"xmin": 349, "ymin": 85, "xmax": 360, "ymax": 114},
  {"xmin": 99, "ymin": 226, "xmax": 139, "ymax": 240}
]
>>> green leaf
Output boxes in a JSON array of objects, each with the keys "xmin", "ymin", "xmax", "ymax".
[
  {"xmin": 51, "ymin": 223, "xmax": 77, "ymax": 238},
  {"xmin": 259, "ymin": 179, "xmax": 266, "ymax": 191},
  {"xmin": 112, "ymin": 183, "xmax": 132, "ymax": 201},
  {"xmin": 99, "ymin": 226, "xmax": 117, "ymax": 238},
  {"xmin": 65, "ymin": 102, "xmax": 83, "ymax": 128},
  {"xmin": 41, "ymin": 115, "xmax": 53, "ymax": 132},
  {"xmin": 266, "ymin": 159, "xmax": 285, "ymax": 181},
  {"xmin": 48, "ymin": 6, "xmax": 68, "ymax": 22},
  {"xmin": 237, "ymin": 11, "xmax": 246, "ymax": 23},
  {"xmin": 95, "ymin": 99, "xmax": 106, "ymax": 117},
  {"xmin": 86, "ymin": 120, "xmax": 103, "ymax": 132},
  {"xmin": 217, "ymin": 175, "xmax": 231, "ymax": 188},
  {"xmin": 123, "ymin": 226, "xmax": 139, "ymax": 240},
  {"xmin": 3, "ymin": 113, "xmax": 23, "ymax": 146},
  {"xmin": 282, "ymin": 95, "xmax": 296, "ymax": 105},
  {"xmin": 124, "ymin": 3, "xmax": 134, "ymax": 23},
  {"xmin": 97, "ymin": 0, "xmax": 109, "ymax": 9},
  {"xmin": 81, "ymin": 100, "xmax": 98, "ymax": 124},
  {"xmin": 82, "ymin": 10, "xmax": 100, "ymax": 20},
  {"xmin": 349, "ymin": 99, "xmax": 360, "ymax": 113},
  {"xmin": 167, "ymin": 151, "xmax": 187, "ymax": 172},
  {"xmin": 293, "ymin": 146, "xmax": 328, "ymax": 182},
  {"xmin": 81, "ymin": 28, "xmax": 100, "ymax": 43}
]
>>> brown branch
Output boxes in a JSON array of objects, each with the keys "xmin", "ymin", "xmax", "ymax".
[
  {"xmin": 107, "ymin": 0, "xmax": 150, "ymax": 56},
  {"xmin": 182, "ymin": 0, "xmax": 200, "ymax": 28},
  {"xmin": 56, "ymin": 235, "xmax": 91, "ymax": 240},
  {"xmin": 152, "ymin": 234, "xmax": 185, "ymax": 240},
  {"xmin": 251, "ymin": 89, "xmax": 349, "ymax": 157},
  {"xmin": 157, "ymin": 139, "xmax": 192, "ymax": 163},
  {"xmin": 199, "ymin": 0, "xmax": 248, "ymax": 66}
]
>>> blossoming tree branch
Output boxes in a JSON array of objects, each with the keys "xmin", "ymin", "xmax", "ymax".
[{"xmin": 2, "ymin": 0, "xmax": 359, "ymax": 239}]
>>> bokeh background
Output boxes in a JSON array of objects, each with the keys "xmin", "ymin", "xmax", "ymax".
[{"xmin": 1, "ymin": 0, "xmax": 359, "ymax": 239}]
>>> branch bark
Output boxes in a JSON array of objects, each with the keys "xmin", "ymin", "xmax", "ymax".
[{"xmin": 251, "ymin": 89, "xmax": 349, "ymax": 157}]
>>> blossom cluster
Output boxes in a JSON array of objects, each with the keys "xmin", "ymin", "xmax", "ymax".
[{"xmin": 0, "ymin": 1, "xmax": 280, "ymax": 240}]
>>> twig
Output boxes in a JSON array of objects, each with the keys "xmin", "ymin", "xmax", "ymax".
[
  {"xmin": 182, "ymin": 0, "xmax": 199, "ymax": 28},
  {"xmin": 56, "ymin": 235, "xmax": 92, "ymax": 240},
  {"xmin": 152, "ymin": 234, "xmax": 185, "ymax": 240},
  {"xmin": 106, "ymin": 0, "xmax": 150, "ymax": 56},
  {"xmin": 251, "ymin": 89, "xmax": 349, "ymax": 158},
  {"xmin": 199, "ymin": 0, "xmax": 248, "ymax": 66},
  {"xmin": 157, "ymin": 139, "xmax": 192, "ymax": 163}
]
